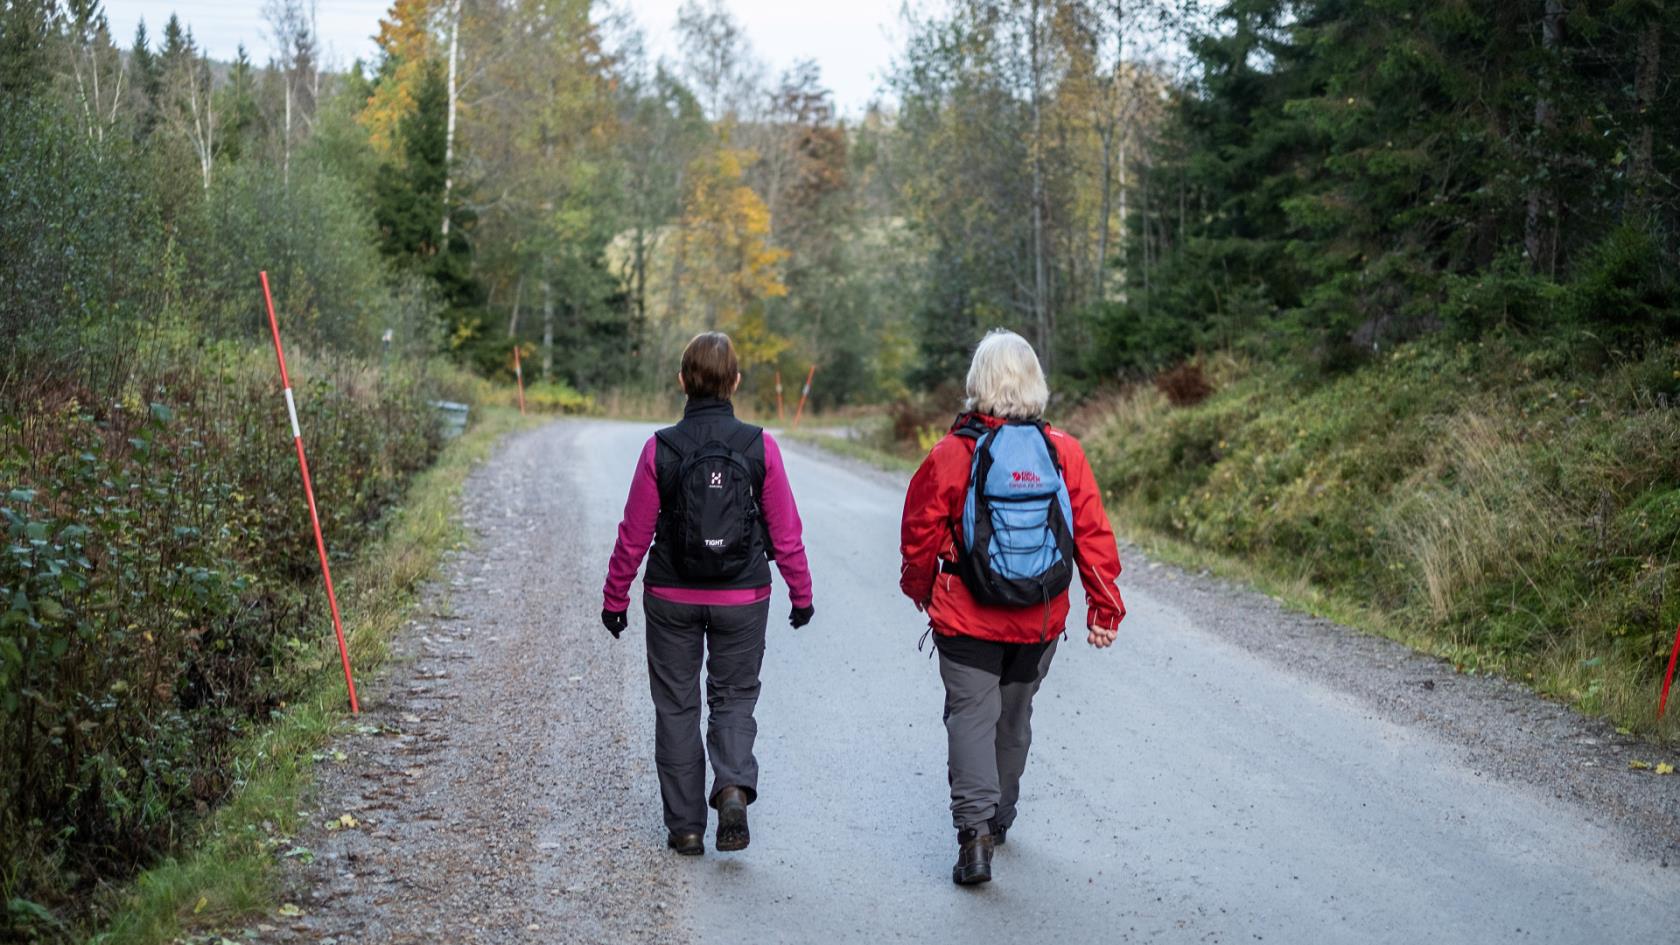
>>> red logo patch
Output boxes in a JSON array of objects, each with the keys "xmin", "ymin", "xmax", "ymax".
[{"xmin": 1011, "ymin": 470, "xmax": 1041, "ymax": 484}]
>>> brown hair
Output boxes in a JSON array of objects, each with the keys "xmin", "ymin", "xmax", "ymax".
[{"xmin": 679, "ymin": 332, "xmax": 739, "ymax": 401}]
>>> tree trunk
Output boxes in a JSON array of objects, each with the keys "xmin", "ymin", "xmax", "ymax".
[
  {"xmin": 507, "ymin": 274, "xmax": 525, "ymax": 338},
  {"xmin": 1029, "ymin": 0, "xmax": 1050, "ymax": 371},
  {"xmin": 283, "ymin": 79, "xmax": 292, "ymax": 191},
  {"xmin": 1140, "ymin": 155, "xmax": 1151, "ymax": 314},
  {"xmin": 1524, "ymin": 0, "xmax": 1563, "ymax": 276},
  {"xmin": 1630, "ymin": 15, "xmax": 1661, "ymax": 212},
  {"xmin": 541, "ymin": 274, "xmax": 555, "ymax": 381},
  {"xmin": 631, "ymin": 225, "xmax": 648, "ymax": 360},
  {"xmin": 441, "ymin": 0, "xmax": 460, "ymax": 241}
]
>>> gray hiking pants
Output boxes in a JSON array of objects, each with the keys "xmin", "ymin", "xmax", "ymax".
[
  {"xmin": 643, "ymin": 593, "xmax": 770, "ymax": 835},
  {"xmin": 936, "ymin": 635, "xmax": 1059, "ymax": 833}
]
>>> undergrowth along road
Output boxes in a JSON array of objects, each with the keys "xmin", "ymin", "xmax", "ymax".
[{"xmin": 94, "ymin": 407, "xmax": 538, "ymax": 945}]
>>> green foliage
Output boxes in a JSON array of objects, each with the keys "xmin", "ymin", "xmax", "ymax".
[
  {"xmin": 1087, "ymin": 338, "xmax": 1680, "ymax": 737},
  {"xmin": 0, "ymin": 352, "xmax": 444, "ymax": 936},
  {"xmin": 1088, "ymin": 0, "xmax": 1680, "ymax": 377},
  {"xmin": 0, "ymin": 6, "xmax": 455, "ymax": 934},
  {"xmin": 520, "ymin": 379, "xmax": 595, "ymax": 414}
]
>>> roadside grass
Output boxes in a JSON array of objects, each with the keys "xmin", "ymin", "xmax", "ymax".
[
  {"xmin": 780, "ymin": 429, "xmax": 921, "ymax": 474},
  {"xmin": 92, "ymin": 407, "xmax": 538, "ymax": 944},
  {"xmin": 1083, "ymin": 337, "xmax": 1680, "ymax": 741}
]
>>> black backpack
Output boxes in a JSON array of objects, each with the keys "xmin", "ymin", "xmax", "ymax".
[{"xmin": 654, "ymin": 424, "xmax": 769, "ymax": 581}]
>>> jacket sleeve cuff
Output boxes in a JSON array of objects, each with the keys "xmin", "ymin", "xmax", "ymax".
[
  {"xmin": 1086, "ymin": 605, "xmax": 1124, "ymax": 631},
  {"xmin": 899, "ymin": 563, "xmax": 935, "ymax": 605}
]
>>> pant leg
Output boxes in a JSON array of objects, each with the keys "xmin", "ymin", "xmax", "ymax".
[
  {"xmin": 938, "ymin": 652, "xmax": 1005, "ymax": 832},
  {"xmin": 644, "ymin": 594, "xmax": 709, "ymax": 834},
  {"xmin": 702, "ymin": 599, "xmax": 771, "ymax": 805},
  {"xmin": 995, "ymin": 638, "xmax": 1058, "ymax": 830}
]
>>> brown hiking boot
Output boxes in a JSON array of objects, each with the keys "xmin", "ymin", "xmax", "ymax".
[
  {"xmin": 667, "ymin": 831, "xmax": 704, "ymax": 856},
  {"xmin": 952, "ymin": 827, "xmax": 993, "ymax": 885},
  {"xmin": 714, "ymin": 786, "xmax": 750, "ymax": 852}
]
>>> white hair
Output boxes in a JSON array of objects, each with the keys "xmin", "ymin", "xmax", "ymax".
[{"xmin": 964, "ymin": 329, "xmax": 1049, "ymax": 419}]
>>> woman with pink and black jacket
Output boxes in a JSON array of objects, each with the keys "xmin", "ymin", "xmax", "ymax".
[{"xmin": 601, "ymin": 332, "xmax": 814, "ymax": 857}]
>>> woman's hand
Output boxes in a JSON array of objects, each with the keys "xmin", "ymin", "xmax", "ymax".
[{"xmin": 1086, "ymin": 604, "xmax": 1123, "ymax": 648}]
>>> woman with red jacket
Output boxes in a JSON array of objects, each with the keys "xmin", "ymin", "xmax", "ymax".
[{"xmin": 899, "ymin": 329, "xmax": 1125, "ymax": 886}]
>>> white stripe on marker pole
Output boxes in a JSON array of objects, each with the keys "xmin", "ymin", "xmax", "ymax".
[
  {"xmin": 260, "ymin": 270, "xmax": 362, "ymax": 714},
  {"xmin": 284, "ymin": 388, "xmax": 301, "ymax": 438}
]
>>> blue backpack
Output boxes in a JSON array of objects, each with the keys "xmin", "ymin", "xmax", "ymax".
[{"xmin": 950, "ymin": 418, "xmax": 1077, "ymax": 612}]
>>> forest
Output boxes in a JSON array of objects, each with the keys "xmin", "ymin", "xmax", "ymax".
[{"xmin": 1, "ymin": 0, "xmax": 1677, "ymax": 939}]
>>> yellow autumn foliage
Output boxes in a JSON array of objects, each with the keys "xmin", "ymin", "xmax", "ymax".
[
  {"xmin": 674, "ymin": 147, "xmax": 790, "ymax": 365},
  {"xmin": 359, "ymin": 0, "xmax": 441, "ymax": 159}
]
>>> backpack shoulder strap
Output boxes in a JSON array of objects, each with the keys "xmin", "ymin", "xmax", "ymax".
[
  {"xmin": 723, "ymin": 422, "xmax": 764, "ymax": 457},
  {"xmin": 653, "ymin": 425, "xmax": 702, "ymax": 501},
  {"xmin": 951, "ymin": 413, "xmax": 988, "ymax": 442},
  {"xmin": 1030, "ymin": 420, "xmax": 1065, "ymax": 473},
  {"xmin": 655, "ymin": 424, "xmax": 701, "ymax": 457}
]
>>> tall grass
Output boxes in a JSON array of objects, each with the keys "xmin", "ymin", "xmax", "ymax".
[{"xmin": 1084, "ymin": 337, "xmax": 1680, "ymax": 738}]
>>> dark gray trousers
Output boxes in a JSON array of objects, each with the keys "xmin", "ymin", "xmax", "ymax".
[
  {"xmin": 937, "ymin": 637, "xmax": 1059, "ymax": 833},
  {"xmin": 643, "ymin": 594, "xmax": 770, "ymax": 834}
]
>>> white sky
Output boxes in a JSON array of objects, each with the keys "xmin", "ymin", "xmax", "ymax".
[{"xmin": 103, "ymin": 0, "xmax": 906, "ymax": 116}]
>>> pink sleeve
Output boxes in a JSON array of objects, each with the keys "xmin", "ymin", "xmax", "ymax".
[
  {"xmin": 760, "ymin": 433, "xmax": 813, "ymax": 608},
  {"xmin": 602, "ymin": 437, "xmax": 661, "ymax": 612}
]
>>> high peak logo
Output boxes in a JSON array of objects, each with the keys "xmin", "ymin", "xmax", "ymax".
[{"xmin": 1011, "ymin": 470, "xmax": 1042, "ymax": 484}]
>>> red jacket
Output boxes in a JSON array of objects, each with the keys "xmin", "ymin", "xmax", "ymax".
[{"xmin": 899, "ymin": 413, "xmax": 1126, "ymax": 643}]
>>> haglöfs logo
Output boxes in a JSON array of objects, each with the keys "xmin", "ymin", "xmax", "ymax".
[{"xmin": 1011, "ymin": 470, "xmax": 1041, "ymax": 484}]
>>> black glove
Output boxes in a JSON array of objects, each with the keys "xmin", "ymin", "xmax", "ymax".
[
  {"xmin": 602, "ymin": 609, "xmax": 628, "ymax": 638},
  {"xmin": 789, "ymin": 604, "xmax": 815, "ymax": 629}
]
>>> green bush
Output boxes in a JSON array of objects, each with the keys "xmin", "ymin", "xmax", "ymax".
[
  {"xmin": 0, "ymin": 349, "xmax": 443, "ymax": 930},
  {"xmin": 1088, "ymin": 337, "xmax": 1680, "ymax": 737}
]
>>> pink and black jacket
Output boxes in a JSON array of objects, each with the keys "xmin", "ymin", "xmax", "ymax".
[{"xmin": 603, "ymin": 399, "xmax": 813, "ymax": 612}]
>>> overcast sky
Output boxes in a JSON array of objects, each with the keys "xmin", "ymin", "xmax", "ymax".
[{"xmin": 103, "ymin": 0, "xmax": 906, "ymax": 116}]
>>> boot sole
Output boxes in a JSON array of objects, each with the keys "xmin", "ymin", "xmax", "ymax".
[
  {"xmin": 716, "ymin": 808, "xmax": 749, "ymax": 852},
  {"xmin": 952, "ymin": 864, "xmax": 992, "ymax": 885}
]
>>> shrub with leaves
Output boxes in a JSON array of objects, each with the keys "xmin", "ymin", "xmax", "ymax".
[{"xmin": 0, "ymin": 351, "xmax": 442, "ymax": 928}]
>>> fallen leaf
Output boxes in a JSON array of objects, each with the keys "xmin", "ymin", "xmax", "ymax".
[
  {"xmin": 1629, "ymin": 759, "xmax": 1654, "ymax": 770},
  {"xmin": 277, "ymin": 903, "xmax": 305, "ymax": 917},
  {"xmin": 336, "ymin": 813, "xmax": 359, "ymax": 829},
  {"xmin": 1657, "ymin": 763, "xmax": 1676, "ymax": 776},
  {"xmin": 193, "ymin": 896, "xmax": 208, "ymax": 915}
]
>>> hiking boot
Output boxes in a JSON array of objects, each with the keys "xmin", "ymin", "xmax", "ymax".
[
  {"xmin": 714, "ymin": 786, "xmax": 750, "ymax": 852},
  {"xmin": 988, "ymin": 818, "xmax": 1009, "ymax": 847},
  {"xmin": 667, "ymin": 831, "xmax": 704, "ymax": 856},
  {"xmin": 952, "ymin": 827, "xmax": 993, "ymax": 885}
]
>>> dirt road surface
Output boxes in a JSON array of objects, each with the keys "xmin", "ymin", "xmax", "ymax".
[{"xmin": 274, "ymin": 419, "xmax": 1680, "ymax": 944}]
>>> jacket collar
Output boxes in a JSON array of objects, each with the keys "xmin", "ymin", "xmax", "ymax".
[
  {"xmin": 682, "ymin": 397, "xmax": 736, "ymax": 421},
  {"xmin": 951, "ymin": 411, "xmax": 1011, "ymax": 431}
]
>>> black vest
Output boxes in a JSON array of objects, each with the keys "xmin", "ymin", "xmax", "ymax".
[{"xmin": 644, "ymin": 399, "xmax": 773, "ymax": 591}]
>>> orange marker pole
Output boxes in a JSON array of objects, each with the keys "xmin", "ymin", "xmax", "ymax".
[
  {"xmin": 513, "ymin": 346, "xmax": 527, "ymax": 416},
  {"xmin": 260, "ymin": 271, "xmax": 360, "ymax": 714},
  {"xmin": 775, "ymin": 370, "xmax": 785, "ymax": 422},
  {"xmin": 791, "ymin": 364, "xmax": 816, "ymax": 430},
  {"xmin": 1658, "ymin": 619, "xmax": 1680, "ymax": 719}
]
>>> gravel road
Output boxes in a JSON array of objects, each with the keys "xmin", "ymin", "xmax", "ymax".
[{"xmin": 273, "ymin": 419, "xmax": 1680, "ymax": 945}]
